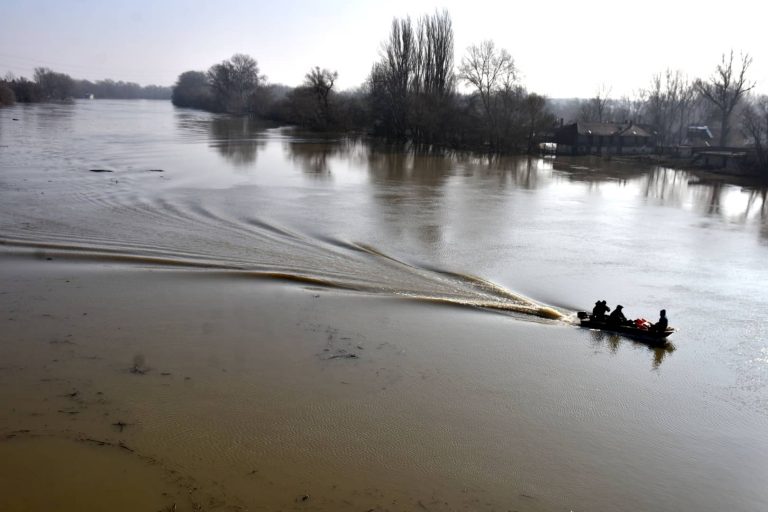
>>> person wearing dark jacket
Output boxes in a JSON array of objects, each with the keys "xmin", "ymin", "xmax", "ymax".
[
  {"xmin": 651, "ymin": 309, "xmax": 668, "ymax": 332},
  {"xmin": 607, "ymin": 305, "xmax": 629, "ymax": 325},
  {"xmin": 592, "ymin": 300, "xmax": 610, "ymax": 320}
]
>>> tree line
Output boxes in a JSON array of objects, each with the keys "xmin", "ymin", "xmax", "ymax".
[
  {"xmin": 168, "ymin": 9, "xmax": 766, "ymax": 173},
  {"xmin": 171, "ymin": 10, "xmax": 554, "ymax": 153},
  {"xmin": 3, "ymin": 10, "xmax": 764, "ymax": 174},
  {"xmin": 0, "ymin": 67, "xmax": 171, "ymax": 105},
  {"xmin": 551, "ymin": 51, "xmax": 766, "ymax": 173},
  {"xmin": 555, "ymin": 52, "xmax": 756, "ymax": 147}
]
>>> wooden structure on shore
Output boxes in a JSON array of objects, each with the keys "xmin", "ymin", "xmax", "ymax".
[{"xmin": 554, "ymin": 122, "xmax": 654, "ymax": 156}]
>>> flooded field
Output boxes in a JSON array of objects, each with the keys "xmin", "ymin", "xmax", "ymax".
[{"xmin": 1, "ymin": 100, "xmax": 767, "ymax": 511}]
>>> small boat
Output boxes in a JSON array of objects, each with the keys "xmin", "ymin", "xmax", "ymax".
[{"xmin": 576, "ymin": 311, "xmax": 675, "ymax": 345}]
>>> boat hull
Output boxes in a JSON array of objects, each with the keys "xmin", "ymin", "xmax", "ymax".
[{"xmin": 577, "ymin": 312, "xmax": 674, "ymax": 345}]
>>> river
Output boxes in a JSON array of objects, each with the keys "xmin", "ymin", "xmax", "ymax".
[{"xmin": 1, "ymin": 99, "xmax": 767, "ymax": 511}]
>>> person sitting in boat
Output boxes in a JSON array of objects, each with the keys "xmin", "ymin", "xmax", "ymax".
[
  {"xmin": 591, "ymin": 300, "xmax": 610, "ymax": 320},
  {"xmin": 607, "ymin": 305, "xmax": 630, "ymax": 326},
  {"xmin": 650, "ymin": 309, "xmax": 668, "ymax": 332}
]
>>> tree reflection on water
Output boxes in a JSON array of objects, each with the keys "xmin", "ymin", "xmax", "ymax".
[
  {"xmin": 176, "ymin": 118, "xmax": 768, "ymax": 243},
  {"xmin": 285, "ymin": 138, "xmax": 347, "ymax": 178},
  {"xmin": 552, "ymin": 156, "xmax": 767, "ymax": 231},
  {"xmin": 208, "ymin": 116, "xmax": 267, "ymax": 167}
]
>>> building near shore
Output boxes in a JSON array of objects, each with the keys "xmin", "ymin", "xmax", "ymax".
[
  {"xmin": 555, "ymin": 121, "xmax": 654, "ymax": 155},
  {"xmin": 686, "ymin": 125, "xmax": 713, "ymax": 146}
]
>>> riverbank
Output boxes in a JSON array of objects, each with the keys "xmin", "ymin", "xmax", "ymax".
[{"xmin": 610, "ymin": 153, "xmax": 768, "ymax": 186}]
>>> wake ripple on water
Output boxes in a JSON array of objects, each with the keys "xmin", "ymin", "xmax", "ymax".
[
  {"xmin": 0, "ymin": 182, "xmax": 562, "ymax": 321},
  {"xmin": 0, "ymin": 234, "xmax": 562, "ymax": 321}
]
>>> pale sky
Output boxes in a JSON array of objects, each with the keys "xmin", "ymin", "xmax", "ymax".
[{"xmin": 1, "ymin": 0, "xmax": 767, "ymax": 99}]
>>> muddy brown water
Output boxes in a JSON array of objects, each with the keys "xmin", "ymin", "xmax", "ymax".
[{"xmin": 1, "ymin": 100, "xmax": 767, "ymax": 511}]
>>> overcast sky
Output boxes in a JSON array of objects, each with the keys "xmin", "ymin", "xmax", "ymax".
[{"xmin": 2, "ymin": 0, "xmax": 766, "ymax": 99}]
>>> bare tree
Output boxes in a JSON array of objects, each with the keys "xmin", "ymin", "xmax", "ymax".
[
  {"xmin": 613, "ymin": 94, "xmax": 646, "ymax": 125},
  {"xmin": 207, "ymin": 54, "xmax": 267, "ymax": 114},
  {"xmin": 0, "ymin": 72, "xmax": 15, "ymax": 106},
  {"xmin": 33, "ymin": 67, "xmax": 75, "ymax": 100},
  {"xmin": 458, "ymin": 40, "xmax": 517, "ymax": 148},
  {"xmin": 369, "ymin": 11, "xmax": 457, "ymax": 143},
  {"xmin": 415, "ymin": 10, "xmax": 455, "ymax": 98},
  {"xmin": 0, "ymin": 82, "xmax": 14, "ymax": 106},
  {"xmin": 523, "ymin": 92, "xmax": 554, "ymax": 152},
  {"xmin": 695, "ymin": 51, "xmax": 754, "ymax": 146},
  {"xmin": 305, "ymin": 67, "xmax": 337, "ymax": 107},
  {"xmin": 579, "ymin": 84, "xmax": 611, "ymax": 123},
  {"xmin": 643, "ymin": 70, "xmax": 696, "ymax": 146},
  {"xmin": 304, "ymin": 66, "xmax": 338, "ymax": 128},
  {"xmin": 645, "ymin": 73, "xmax": 673, "ymax": 144},
  {"xmin": 410, "ymin": 9, "xmax": 456, "ymax": 143},
  {"xmin": 368, "ymin": 17, "xmax": 416, "ymax": 139},
  {"xmin": 742, "ymin": 95, "xmax": 768, "ymax": 173},
  {"xmin": 172, "ymin": 71, "xmax": 213, "ymax": 109},
  {"xmin": 675, "ymin": 77, "xmax": 697, "ymax": 144}
]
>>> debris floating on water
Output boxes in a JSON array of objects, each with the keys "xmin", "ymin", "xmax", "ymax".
[{"xmin": 327, "ymin": 353, "xmax": 358, "ymax": 360}]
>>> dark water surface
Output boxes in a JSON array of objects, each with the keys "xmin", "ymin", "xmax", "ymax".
[{"xmin": 1, "ymin": 100, "xmax": 767, "ymax": 510}]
